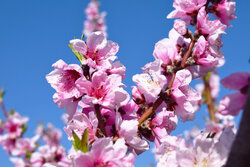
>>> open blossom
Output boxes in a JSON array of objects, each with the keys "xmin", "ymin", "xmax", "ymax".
[
  {"xmin": 77, "ymin": 70, "xmax": 129, "ymax": 108},
  {"xmin": 213, "ymin": 0, "xmax": 236, "ymax": 26},
  {"xmin": 74, "ymin": 138, "xmax": 134, "ymax": 167},
  {"xmin": 133, "ymin": 60, "xmax": 167, "ymax": 104},
  {"xmin": 197, "ymin": 7, "xmax": 227, "ymax": 37},
  {"xmin": 46, "ymin": 59, "xmax": 83, "ymax": 99},
  {"xmin": 36, "ymin": 123, "xmax": 62, "ymax": 146},
  {"xmin": 30, "ymin": 145, "xmax": 71, "ymax": 167},
  {"xmin": 155, "ymin": 127, "xmax": 235, "ymax": 167},
  {"xmin": 153, "ymin": 38, "xmax": 180, "ymax": 66},
  {"xmin": 171, "ymin": 69, "xmax": 201, "ymax": 121},
  {"xmin": 218, "ymin": 72, "xmax": 250, "ymax": 116},
  {"xmin": 167, "ymin": 0, "xmax": 207, "ymax": 21},
  {"xmin": 151, "ymin": 108, "xmax": 178, "ymax": 146},
  {"xmin": 3, "ymin": 112, "xmax": 28, "ymax": 138},
  {"xmin": 153, "ymin": 29, "xmax": 189, "ymax": 67},
  {"xmin": 46, "ymin": 59, "xmax": 83, "ymax": 119},
  {"xmin": 11, "ymin": 136, "xmax": 39, "ymax": 156},
  {"xmin": 115, "ymin": 112, "xmax": 149, "ymax": 155},
  {"xmin": 64, "ymin": 111, "xmax": 97, "ymax": 144},
  {"xmin": 70, "ymin": 32, "xmax": 119, "ymax": 70}
]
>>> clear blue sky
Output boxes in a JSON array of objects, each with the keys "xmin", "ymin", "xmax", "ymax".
[{"xmin": 0, "ymin": 0, "xmax": 249, "ymax": 166}]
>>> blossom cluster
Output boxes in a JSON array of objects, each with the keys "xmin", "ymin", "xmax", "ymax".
[
  {"xmin": 0, "ymin": 111, "xmax": 70, "ymax": 167},
  {"xmin": 1, "ymin": 0, "xmax": 249, "ymax": 166},
  {"xmin": 44, "ymin": 0, "xmax": 242, "ymax": 166},
  {"xmin": 83, "ymin": 0, "xmax": 107, "ymax": 37}
]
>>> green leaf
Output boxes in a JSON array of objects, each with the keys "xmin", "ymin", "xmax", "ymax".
[
  {"xmin": 68, "ymin": 44, "xmax": 85, "ymax": 64},
  {"xmin": 82, "ymin": 128, "xmax": 89, "ymax": 153},
  {"xmin": 72, "ymin": 130, "xmax": 82, "ymax": 151},
  {"xmin": 72, "ymin": 128, "xmax": 89, "ymax": 153}
]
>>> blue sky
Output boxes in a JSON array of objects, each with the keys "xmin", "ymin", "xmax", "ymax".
[{"xmin": 0, "ymin": 0, "xmax": 249, "ymax": 166}]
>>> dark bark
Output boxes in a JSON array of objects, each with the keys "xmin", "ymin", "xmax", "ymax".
[{"xmin": 225, "ymin": 82, "xmax": 250, "ymax": 167}]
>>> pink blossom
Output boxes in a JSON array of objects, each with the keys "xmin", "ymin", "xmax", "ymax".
[
  {"xmin": 218, "ymin": 72, "xmax": 250, "ymax": 116},
  {"xmin": 11, "ymin": 136, "xmax": 38, "ymax": 156},
  {"xmin": 221, "ymin": 72, "xmax": 250, "ymax": 91},
  {"xmin": 46, "ymin": 59, "xmax": 83, "ymax": 99},
  {"xmin": 213, "ymin": 0, "xmax": 236, "ymax": 26},
  {"xmin": 64, "ymin": 111, "xmax": 97, "ymax": 144},
  {"xmin": 167, "ymin": 0, "xmax": 207, "ymax": 20},
  {"xmin": 155, "ymin": 127, "xmax": 235, "ymax": 167},
  {"xmin": 30, "ymin": 145, "xmax": 71, "ymax": 167},
  {"xmin": 174, "ymin": 19, "xmax": 187, "ymax": 36},
  {"xmin": 74, "ymin": 138, "xmax": 134, "ymax": 167},
  {"xmin": 36, "ymin": 123, "xmax": 62, "ymax": 146},
  {"xmin": 106, "ymin": 61, "xmax": 126, "ymax": 80},
  {"xmin": 0, "ymin": 135, "xmax": 16, "ymax": 155},
  {"xmin": 218, "ymin": 93, "xmax": 246, "ymax": 116},
  {"xmin": 154, "ymin": 135, "xmax": 186, "ymax": 167},
  {"xmin": 70, "ymin": 32, "xmax": 119, "ymax": 69},
  {"xmin": 85, "ymin": 2, "xmax": 99, "ymax": 20},
  {"xmin": 133, "ymin": 60, "xmax": 167, "ymax": 104},
  {"xmin": 3, "ymin": 112, "xmax": 28, "ymax": 138},
  {"xmin": 177, "ymin": 127, "xmax": 235, "ymax": 167},
  {"xmin": 171, "ymin": 69, "xmax": 201, "ymax": 121},
  {"xmin": 115, "ymin": 112, "xmax": 149, "ymax": 155},
  {"xmin": 153, "ymin": 38, "xmax": 181, "ymax": 65},
  {"xmin": 152, "ymin": 108, "xmax": 178, "ymax": 146},
  {"xmin": 84, "ymin": 1, "xmax": 107, "ymax": 37},
  {"xmin": 10, "ymin": 158, "xmax": 29, "ymax": 167},
  {"xmin": 197, "ymin": 7, "xmax": 227, "ymax": 37},
  {"xmin": 77, "ymin": 70, "xmax": 129, "ymax": 108}
]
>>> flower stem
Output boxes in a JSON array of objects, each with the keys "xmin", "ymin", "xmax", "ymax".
[
  {"xmin": 181, "ymin": 40, "xmax": 195, "ymax": 68},
  {"xmin": 94, "ymin": 104, "xmax": 107, "ymax": 137}
]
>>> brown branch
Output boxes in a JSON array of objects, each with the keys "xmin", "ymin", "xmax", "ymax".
[
  {"xmin": 225, "ymin": 81, "xmax": 250, "ymax": 167},
  {"xmin": 181, "ymin": 40, "xmax": 195, "ymax": 68},
  {"xmin": 203, "ymin": 75, "xmax": 217, "ymax": 122},
  {"xmin": 138, "ymin": 98, "xmax": 163, "ymax": 127},
  {"xmin": 94, "ymin": 104, "xmax": 107, "ymax": 137}
]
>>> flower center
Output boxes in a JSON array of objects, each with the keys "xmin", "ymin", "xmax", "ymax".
[{"xmin": 60, "ymin": 70, "xmax": 81, "ymax": 92}]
